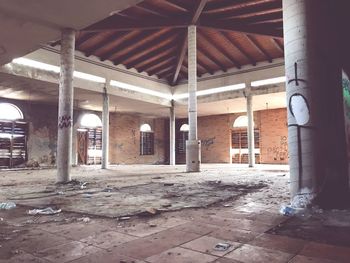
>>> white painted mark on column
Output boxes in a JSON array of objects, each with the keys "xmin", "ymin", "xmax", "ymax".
[{"xmin": 289, "ymin": 93, "xmax": 310, "ymax": 125}]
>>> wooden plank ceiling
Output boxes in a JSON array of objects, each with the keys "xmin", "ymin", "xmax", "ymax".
[{"xmin": 54, "ymin": 0, "xmax": 283, "ymax": 85}]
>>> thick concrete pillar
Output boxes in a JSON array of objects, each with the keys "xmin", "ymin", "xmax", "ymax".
[
  {"xmin": 101, "ymin": 84, "xmax": 109, "ymax": 169},
  {"xmin": 246, "ymin": 89, "xmax": 255, "ymax": 168},
  {"xmin": 57, "ymin": 28, "xmax": 75, "ymax": 183},
  {"xmin": 283, "ymin": 0, "xmax": 348, "ymax": 207},
  {"xmin": 186, "ymin": 25, "xmax": 201, "ymax": 172},
  {"xmin": 169, "ymin": 100, "xmax": 176, "ymax": 165}
]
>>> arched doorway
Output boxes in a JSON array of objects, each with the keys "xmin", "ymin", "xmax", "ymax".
[
  {"xmin": 231, "ymin": 116, "xmax": 260, "ymax": 164},
  {"xmin": 77, "ymin": 113, "xmax": 102, "ymax": 165},
  {"xmin": 0, "ymin": 103, "xmax": 27, "ymax": 168}
]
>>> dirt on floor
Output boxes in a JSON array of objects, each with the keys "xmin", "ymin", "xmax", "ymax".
[{"xmin": 1, "ymin": 164, "xmax": 349, "ymax": 263}]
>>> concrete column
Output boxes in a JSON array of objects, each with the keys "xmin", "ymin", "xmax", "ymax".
[
  {"xmin": 57, "ymin": 28, "xmax": 75, "ymax": 183},
  {"xmin": 283, "ymin": 0, "xmax": 348, "ymax": 207},
  {"xmin": 101, "ymin": 84, "xmax": 109, "ymax": 169},
  {"xmin": 246, "ymin": 89, "xmax": 255, "ymax": 168},
  {"xmin": 169, "ymin": 100, "xmax": 176, "ymax": 165},
  {"xmin": 186, "ymin": 25, "xmax": 201, "ymax": 172}
]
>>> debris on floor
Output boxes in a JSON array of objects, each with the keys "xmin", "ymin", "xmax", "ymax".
[
  {"xmin": 28, "ymin": 207, "xmax": 61, "ymax": 215},
  {"xmin": 0, "ymin": 202, "xmax": 16, "ymax": 210},
  {"xmin": 213, "ymin": 242, "xmax": 232, "ymax": 251},
  {"xmin": 77, "ymin": 217, "xmax": 90, "ymax": 223},
  {"xmin": 279, "ymin": 205, "xmax": 296, "ymax": 216}
]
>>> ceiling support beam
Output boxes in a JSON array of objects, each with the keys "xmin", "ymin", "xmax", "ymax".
[
  {"xmin": 112, "ymin": 29, "xmax": 175, "ymax": 65},
  {"xmin": 218, "ymin": 31, "xmax": 256, "ymax": 66},
  {"xmin": 126, "ymin": 42, "xmax": 176, "ymax": 69},
  {"xmin": 172, "ymin": 0, "xmax": 208, "ymax": 85},
  {"xmin": 198, "ymin": 29, "xmax": 241, "ymax": 69},
  {"xmin": 148, "ymin": 58, "xmax": 176, "ymax": 76},
  {"xmin": 245, "ymin": 34, "xmax": 272, "ymax": 62},
  {"xmin": 271, "ymin": 38, "xmax": 284, "ymax": 54},
  {"xmin": 197, "ymin": 47, "xmax": 227, "ymax": 72},
  {"xmin": 139, "ymin": 54, "xmax": 176, "ymax": 73}
]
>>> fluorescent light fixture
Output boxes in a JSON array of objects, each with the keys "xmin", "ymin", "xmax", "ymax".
[
  {"xmin": 12, "ymin": 58, "xmax": 106, "ymax": 83},
  {"xmin": 251, "ymin": 76, "xmax": 286, "ymax": 87},
  {"xmin": 173, "ymin": 83, "xmax": 246, "ymax": 100},
  {"xmin": 73, "ymin": 71, "xmax": 105, "ymax": 83},
  {"xmin": 110, "ymin": 80, "xmax": 172, "ymax": 100},
  {"xmin": 12, "ymin": 58, "xmax": 60, "ymax": 73}
]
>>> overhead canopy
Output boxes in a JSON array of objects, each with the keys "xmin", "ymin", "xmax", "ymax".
[{"xmin": 53, "ymin": 0, "xmax": 284, "ymax": 85}]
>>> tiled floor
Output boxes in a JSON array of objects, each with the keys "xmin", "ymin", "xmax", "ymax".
[{"xmin": 0, "ymin": 165, "xmax": 349, "ymax": 262}]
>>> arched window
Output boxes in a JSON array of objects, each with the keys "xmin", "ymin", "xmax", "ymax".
[
  {"xmin": 233, "ymin": 115, "xmax": 249, "ymax": 128},
  {"xmin": 0, "ymin": 103, "xmax": 23, "ymax": 120},
  {"xmin": 179, "ymin": 123, "xmax": 189, "ymax": 132},
  {"xmin": 140, "ymin": 123, "xmax": 154, "ymax": 155},
  {"xmin": 80, "ymin": 113, "xmax": 102, "ymax": 128},
  {"xmin": 0, "ymin": 103, "xmax": 27, "ymax": 168},
  {"xmin": 178, "ymin": 123, "xmax": 189, "ymax": 154},
  {"xmin": 140, "ymin": 123, "xmax": 152, "ymax": 132}
]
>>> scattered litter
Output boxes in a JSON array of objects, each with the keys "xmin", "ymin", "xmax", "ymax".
[
  {"xmin": 214, "ymin": 242, "xmax": 232, "ymax": 251},
  {"xmin": 0, "ymin": 218, "xmax": 3, "ymax": 221},
  {"xmin": 57, "ymin": 191, "xmax": 64, "ymax": 195},
  {"xmin": 163, "ymin": 183, "xmax": 174, "ymax": 186},
  {"xmin": 161, "ymin": 204, "xmax": 172, "ymax": 208},
  {"xmin": 152, "ymin": 176, "xmax": 163, "ymax": 180},
  {"xmin": 279, "ymin": 205, "xmax": 296, "ymax": 216},
  {"xmin": 223, "ymin": 204, "xmax": 232, "ymax": 207},
  {"xmin": 0, "ymin": 202, "xmax": 16, "ymax": 210},
  {"xmin": 80, "ymin": 182, "xmax": 88, "ymax": 189},
  {"xmin": 145, "ymin": 208, "xmax": 158, "ymax": 215},
  {"xmin": 149, "ymin": 223, "xmax": 157, "ymax": 227},
  {"xmin": 119, "ymin": 216, "xmax": 131, "ymax": 221},
  {"xmin": 28, "ymin": 207, "xmax": 61, "ymax": 215},
  {"xmin": 78, "ymin": 217, "xmax": 90, "ymax": 223}
]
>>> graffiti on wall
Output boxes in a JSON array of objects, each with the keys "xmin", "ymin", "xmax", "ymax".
[
  {"xmin": 267, "ymin": 136, "xmax": 288, "ymax": 161},
  {"xmin": 342, "ymin": 72, "xmax": 350, "ymax": 158},
  {"xmin": 202, "ymin": 137, "xmax": 216, "ymax": 150},
  {"xmin": 58, "ymin": 115, "xmax": 72, "ymax": 129}
]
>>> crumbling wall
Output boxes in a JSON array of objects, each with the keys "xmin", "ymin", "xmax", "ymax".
[{"xmin": 109, "ymin": 113, "xmax": 166, "ymax": 164}]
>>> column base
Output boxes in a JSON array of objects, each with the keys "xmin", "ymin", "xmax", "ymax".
[{"xmin": 186, "ymin": 140, "xmax": 201, "ymax": 172}]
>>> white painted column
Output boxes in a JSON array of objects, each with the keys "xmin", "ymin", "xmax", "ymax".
[
  {"xmin": 246, "ymin": 88, "xmax": 255, "ymax": 168},
  {"xmin": 57, "ymin": 28, "xmax": 75, "ymax": 183},
  {"xmin": 169, "ymin": 100, "xmax": 176, "ymax": 165},
  {"xmin": 101, "ymin": 83, "xmax": 109, "ymax": 169},
  {"xmin": 283, "ymin": 0, "xmax": 348, "ymax": 207},
  {"xmin": 186, "ymin": 25, "xmax": 201, "ymax": 172}
]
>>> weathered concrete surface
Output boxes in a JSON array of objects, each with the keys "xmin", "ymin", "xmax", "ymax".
[{"xmin": 0, "ymin": 164, "xmax": 289, "ymax": 218}]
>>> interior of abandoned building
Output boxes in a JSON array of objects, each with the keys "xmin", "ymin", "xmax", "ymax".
[{"xmin": 0, "ymin": 0, "xmax": 350, "ymax": 262}]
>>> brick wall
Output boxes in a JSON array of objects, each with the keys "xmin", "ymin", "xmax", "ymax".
[
  {"xmin": 109, "ymin": 113, "xmax": 166, "ymax": 164},
  {"xmin": 259, "ymin": 108, "xmax": 288, "ymax": 164},
  {"xmin": 198, "ymin": 115, "xmax": 231, "ymax": 163}
]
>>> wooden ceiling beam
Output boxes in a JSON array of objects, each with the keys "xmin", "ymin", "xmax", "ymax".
[
  {"xmin": 133, "ymin": 4, "xmax": 169, "ymax": 18},
  {"xmin": 83, "ymin": 15, "xmax": 188, "ymax": 32},
  {"xmin": 75, "ymin": 32, "xmax": 97, "ymax": 48},
  {"xmin": 245, "ymin": 34, "xmax": 273, "ymax": 62},
  {"xmin": 224, "ymin": 9, "xmax": 282, "ymax": 23},
  {"xmin": 147, "ymin": 58, "xmax": 176, "ymax": 76},
  {"xmin": 172, "ymin": 0, "xmax": 208, "ymax": 85},
  {"xmin": 125, "ymin": 41, "xmax": 177, "ymax": 69},
  {"xmin": 204, "ymin": 0, "xmax": 281, "ymax": 19},
  {"xmin": 271, "ymin": 38, "xmax": 284, "ymax": 54},
  {"xmin": 112, "ymin": 29, "xmax": 175, "ymax": 65},
  {"xmin": 218, "ymin": 31, "xmax": 256, "ymax": 66},
  {"xmin": 204, "ymin": 0, "xmax": 259, "ymax": 13},
  {"xmin": 199, "ymin": 21, "xmax": 283, "ymax": 38},
  {"xmin": 198, "ymin": 29, "xmax": 241, "ymax": 69},
  {"xmin": 158, "ymin": 67, "xmax": 175, "ymax": 79},
  {"xmin": 84, "ymin": 31, "xmax": 130, "ymax": 57},
  {"xmin": 98, "ymin": 31, "xmax": 151, "ymax": 61},
  {"xmin": 197, "ymin": 47, "xmax": 227, "ymax": 72},
  {"xmin": 138, "ymin": 53, "xmax": 176, "ymax": 73}
]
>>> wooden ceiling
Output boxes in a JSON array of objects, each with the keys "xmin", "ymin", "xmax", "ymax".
[{"xmin": 54, "ymin": 0, "xmax": 284, "ymax": 85}]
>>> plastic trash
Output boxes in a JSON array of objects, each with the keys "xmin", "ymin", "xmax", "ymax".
[
  {"xmin": 279, "ymin": 205, "xmax": 296, "ymax": 216},
  {"xmin": 214, "ymin": 242, "xmax": 232, "ymax": 251},
  {"xmin": 0, "ymin": 202, "xmax": 16, "ymax": 210},
  {"xmin": 28, "ymin": 207, "xmax": 61, "ymax": 215}
]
